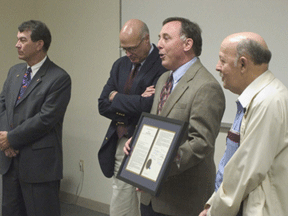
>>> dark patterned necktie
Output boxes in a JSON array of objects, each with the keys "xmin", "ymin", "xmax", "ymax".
[
  {"xmin": 157, "ymin": 74, "xmax": 173, "ymax": 114},
  {"xmin": 16, "ymin": 67, "xmax": 32, "ymax": 105},
  {"xmin": 116, "ymin": 63, "xmax": 141, "ymax": 138},
  {"xmin": 124, "ymin": 63, "xmax": 141, "ymax": 94}
]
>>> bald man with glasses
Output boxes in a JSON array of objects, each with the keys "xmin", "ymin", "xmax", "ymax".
[{"xmin": 98, "ymin": 19, "xmax": 166, "ymax": 216}]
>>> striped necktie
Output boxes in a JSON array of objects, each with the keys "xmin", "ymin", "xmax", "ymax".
[{"xmin": 157, "ymin": 74, "xmax": 173, "ymax": 114}]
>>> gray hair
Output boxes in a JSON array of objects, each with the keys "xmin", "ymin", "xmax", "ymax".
[
  {"xmin": 140, "ymin": 22, "xmax": 149, "ymax": 39},
  {"xmin": 235, "ymin": 39, "xmax": 271, "ymax": 66}
]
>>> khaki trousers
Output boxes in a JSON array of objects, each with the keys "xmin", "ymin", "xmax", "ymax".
[{"xmin": 110, "ymin": 137, "xmax": 141, "ymax": 216}]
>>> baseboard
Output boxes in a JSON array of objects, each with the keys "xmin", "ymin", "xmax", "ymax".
[{"xmin": 59, "ymin": 191, "xmax": 109, "ymax": 214}]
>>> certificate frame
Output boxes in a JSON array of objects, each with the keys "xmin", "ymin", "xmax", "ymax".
[{"xmin": 116, "ymin": 112, "xmax": 188, "ymax": 196}]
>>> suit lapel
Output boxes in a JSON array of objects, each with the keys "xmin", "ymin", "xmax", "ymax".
[
  {"xmin": 159, "ymin": 59, "xmax": 203, "ymax": 117},
  {"xmin": 150, "ymin": 71, "xmax": 169, "ymax": 115},
  {"xmin": 15, "ymin": 58, "xmax": 50, "ymax": 107},
  {"xmin": 159, "ymin": 77, "xmax": 188, "ymax": 117},
  {"xmin": 9, "ymin": 66, "xmax": 27, "ymax": 109},
  {"xmin": 130, "ymin": 44, "xmax": 158, "ymax": 92}
]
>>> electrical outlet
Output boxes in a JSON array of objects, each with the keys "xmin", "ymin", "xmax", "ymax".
[{"xmin": 79, "ymin": 160, "xmax": 84, "ymax": 172}]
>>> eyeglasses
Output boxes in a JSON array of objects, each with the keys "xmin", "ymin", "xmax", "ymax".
[{"xmin": 120, "ymin": 37, "xmax": 145, "ymax": 53}]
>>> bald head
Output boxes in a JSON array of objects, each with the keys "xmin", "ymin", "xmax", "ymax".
[
  {"xmin": 225, "ymin": 32, "xmax": 268, "ymax": 49},
  {"xmin": 223, "ymin": 32, "xmax": 271, "ymax": 65},
  {"xmin": 119, "ymin": 19, "xmax": 149, "ymax": 47},
  {"xmin": 119, "ymin": 19, "xmax": 151, "ymax": 63},
  {"xmin": 216, "ymin": 32, "xmax": 272, "ymax": 95}
]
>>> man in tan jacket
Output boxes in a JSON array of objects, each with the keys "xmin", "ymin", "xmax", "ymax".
[
  {"xmin": 200, "ymin": 32, "xmax": 288, "ymax": 216},
  {"xmin": 125, "ymin": 17, "xmax": 225, "ymax": 216}
]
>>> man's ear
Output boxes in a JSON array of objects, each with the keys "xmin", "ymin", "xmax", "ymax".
[
  {"xmin": 36, "ymin": 40, "xmax": 44, "ymax": 51},
  {"xmin": 184, "ymin": 38, "xmax": 193, "ymax": 52},
  {"xmin": 240, "ymin": 56, "xmax": 248, "ymax": 73},
  {"xmin": 145, "ymin": 34, "xmax": 150, "ymax": 42}
]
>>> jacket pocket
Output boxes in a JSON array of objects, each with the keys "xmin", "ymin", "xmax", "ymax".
[{"xmin": 32, "ymin": 132, "xmax": 58, "ymax": 150}]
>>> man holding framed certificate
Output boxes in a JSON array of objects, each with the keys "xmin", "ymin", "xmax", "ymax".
[{"xmin": 124, "ymin": 17, "xmax": 225, "ymax": 216}]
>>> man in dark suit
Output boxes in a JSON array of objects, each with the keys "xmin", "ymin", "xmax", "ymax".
[
  {"xmin": 0, "ymin": 20, "xmax": 71, "ymax": 216},
  {"xmin": 98, "ymin": 19, "xmax": 166, "ymax": 216},
  {"xmin": 124, "ymin": 17, "xmax": 225, "ymax": 216}
]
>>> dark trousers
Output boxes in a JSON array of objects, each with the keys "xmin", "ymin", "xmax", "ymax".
[
  {"xmin": 141, "ymin": 203, "xmax": 169, "ymax": 216},
  {"xmin": 2, "ymin": 157, "xmax": 61, "ymax": 216}
]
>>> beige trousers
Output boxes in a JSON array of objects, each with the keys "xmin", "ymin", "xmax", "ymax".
[{"xmin": 110, "ymin": 137, "xmax": 141, "ymax": 216}]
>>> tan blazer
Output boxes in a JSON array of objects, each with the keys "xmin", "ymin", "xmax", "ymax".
[
  {"xmin": 141, "ymin": 59, "xmax": 225, "ymax": 216},
  {"xmin": 207, "ymin": 71, "xmax": 288, "ymax": 216}
]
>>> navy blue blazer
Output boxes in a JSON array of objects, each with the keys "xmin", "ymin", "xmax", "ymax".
[
  {"xmin": 0, "ymin": 57, "xmax": 71, "ymax": 183},
  {"xmin": 98, "ymin": 44, "xmax": 166, "ymax": 178}
]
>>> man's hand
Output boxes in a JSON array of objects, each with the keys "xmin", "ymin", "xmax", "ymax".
[
  {"xmin": 0, "ymin": 131, "xmax": 10, "ymax": 151},
  {"xmin": 109, "ymin": 91, "xmax": 118, "ymax": 102},
  {"xmin": 141, "ymin": 85, "xmax": 155, "ymax": 97},
  {"xmin": 4, "ymin": 147, "xmax": 19, "ymax": 158},
  {"xmin": 124, "ymin": 138, "xmax": 143, "ymax": 192},
  {"xmin": 123, "ymin": 137, "xmax": 132, "ymax": 155}
]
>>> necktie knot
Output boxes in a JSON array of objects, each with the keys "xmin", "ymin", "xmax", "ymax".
[
  {"xmin": 132, "ymin": 63, "xmax": 141, "ymax": 77},
  {"xmin": 25, "ymin": 67, "xmax": 32, "ymax": 81},
  {"xmin": 165, "ymin": 74, "xmax": 173, "ymax": 91}
]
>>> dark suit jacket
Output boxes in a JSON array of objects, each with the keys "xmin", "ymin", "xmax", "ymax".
[
  {"xmin": 141, "ymin": 59, "xmax": 226, "ymax": 216},
  {"xmin": 0, "ymin": 57, "xmax": 71, "ymax": 183},
  {"xmin": 98, "ymin": 44, "xmax": 166, "ymax": 178}
]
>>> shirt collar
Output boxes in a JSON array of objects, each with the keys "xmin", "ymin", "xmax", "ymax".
[
  {"xmin": 27, "ymin": 56, "xmax": 47, "ymax": 79},
  {"xmin": 238, "ymin": 70, "xmax": 273, "ymax": 109},
  {"xmin": 170, "ymin": 57, "xmax": 198, "ymax": 84},
  {"xmin": 139, "ymin": 43, "xmax": 154, "ymax": 67}
]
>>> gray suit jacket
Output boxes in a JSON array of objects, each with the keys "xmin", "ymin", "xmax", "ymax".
[
  {"xmin": 0, "ymin": 57, "xmax": 71, "ymax": 183},
  {"xmin": 141, "ymin": 59, "xmax": 225, "ymax": 216}
]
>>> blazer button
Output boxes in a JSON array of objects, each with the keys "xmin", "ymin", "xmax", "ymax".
[{"xmin": 105, "ymin": 137, "xmax": 108, "ymax": 140}]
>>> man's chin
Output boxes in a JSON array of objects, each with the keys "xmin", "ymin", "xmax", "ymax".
[
  {"xmin": 128, "ymin": 57, "xmax": 139, "ymax": 63},
  {"xmin": 18, "ymin": 55, "xmax": 24, "ymax": 60},
  {"xmin": 161, "ymin": 61, "xmax": 170, "ymax": 70},
  {"xmin": 223, "ymin": 83, "xmax": 229, "ymax": 90}
]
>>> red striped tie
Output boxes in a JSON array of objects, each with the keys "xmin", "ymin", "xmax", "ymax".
[{"xmin": 157, "ymin": 74, "xmax": 173, "ymax": 114}]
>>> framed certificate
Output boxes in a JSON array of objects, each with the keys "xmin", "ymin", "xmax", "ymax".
[{"xmin": 116, "ymin": 112, "xmax": 188, "ymax": 196}]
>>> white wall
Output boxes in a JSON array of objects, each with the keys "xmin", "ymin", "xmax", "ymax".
[
  {"xmin": 121, "ymin": 0, "xmax": 288, "ymax": 124},
  {"xmin": 0, "ymin": 0, "xmax": 227, "ymax": 208},
  {"xmin": 37, "ymin": 0, "xmax": 120, "ymax": 204},
  {"xmin": 0, "ymin": 0, "xmax": 37, "ymax": 74}
]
